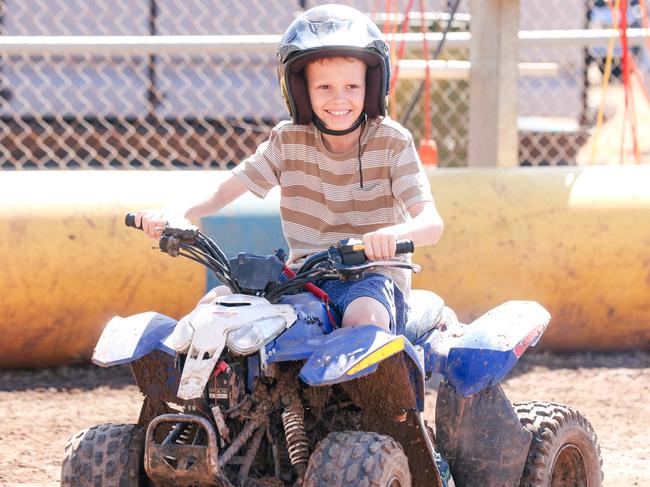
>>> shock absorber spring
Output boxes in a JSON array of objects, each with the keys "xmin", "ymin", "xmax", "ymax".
[{"xmin": 281, "ymin": 403, "xmax": 310, "ymax": 473}]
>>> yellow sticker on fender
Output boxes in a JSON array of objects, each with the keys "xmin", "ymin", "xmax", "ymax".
[{"xmin": 346, "ymin": 336, "xmax": 406, "ymax": 375}]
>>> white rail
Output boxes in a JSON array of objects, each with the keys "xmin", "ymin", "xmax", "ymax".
[
  {"xmin": 397, "ymin": 60, "xmax": 559, "ymax": 80},
  {"xmin": 0, "ymin": 29, "xmax": 647, "ymax": 55}
]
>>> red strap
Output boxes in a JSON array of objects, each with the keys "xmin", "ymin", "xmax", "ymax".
[
  {"xmin": 389, "ymin": 0, "xmax": 414, "ymax": 97},
  {"xmin": 283, "ymin": 266, "xmax": 328, "ymax": 301},
  {"xmin": 283, "ymin": 265, "xmax": 337, "ymax": 327}
]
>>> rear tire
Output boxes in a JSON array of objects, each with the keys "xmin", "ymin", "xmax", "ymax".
[
  {"xmin": 304, "ymin": 431, "xmax": 411, "ymax": 487},
  {"xmin": 515, "ymin": 402, "xmax": 603, "ymax": 487},
  {"xmin": 61, "ymin": 423, "xmax": 146, "ymax": 487}
]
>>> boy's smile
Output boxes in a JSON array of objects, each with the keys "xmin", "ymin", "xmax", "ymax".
[{"xmin": 305, "ymin": 57, "xmax": 366, "ymax": 133}]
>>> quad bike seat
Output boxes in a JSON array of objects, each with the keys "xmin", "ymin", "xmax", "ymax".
[{"xmin": 403, "ymin": 289, "xmax": 445, "ymax": 343}]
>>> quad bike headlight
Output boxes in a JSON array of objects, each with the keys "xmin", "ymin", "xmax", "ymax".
[{"xmin": 227, "ymin": 315, "xmax": 287, "ymax": 355}]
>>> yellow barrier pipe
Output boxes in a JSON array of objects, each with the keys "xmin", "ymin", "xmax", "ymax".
[
  {"xmin": 0, "ymin": 172, "xmax": 211, "ymax": 369},
  {"xmin": 415, "ymin": 165, "xmax": 650, "ymax": 351},
  {"xmin": 0, "ymin": 166, "xmax": 649, "ymax": 369}
]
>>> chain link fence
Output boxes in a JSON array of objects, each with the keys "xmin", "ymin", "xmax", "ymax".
[{"xmin": 0, "ymin": 0, "xmax": 648, "ymax": 169}]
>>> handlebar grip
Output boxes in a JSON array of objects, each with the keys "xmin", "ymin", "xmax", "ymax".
[
  {"xmin": 124, "ymin": 213, "xmax": 142, "ymax": 230},
  {"xmin": 395, "ymin": 240, "xmax": 414, "ymax": 254}
]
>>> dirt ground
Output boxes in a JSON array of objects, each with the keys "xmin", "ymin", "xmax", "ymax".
[{"xmin": 0, "ymin": 351, "xmax": 648, "ymax": 486}]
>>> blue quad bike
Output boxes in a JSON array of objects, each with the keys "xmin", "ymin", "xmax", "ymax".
[{"xmin": 61, "ymin": 216, "xmax": 603, "ymax": 487}]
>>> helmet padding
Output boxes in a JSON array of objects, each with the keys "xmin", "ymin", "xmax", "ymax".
[
  {"xmin": 286, "ymin": 50, "xmax": 384, "ymax": 125},
  {"xmin": 277, "ymin": 5, "xmax": 390, "ymax": 125}
]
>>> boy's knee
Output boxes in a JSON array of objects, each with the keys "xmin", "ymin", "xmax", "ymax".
[
  {"xmin": 342, "ymin": 297, "xmax": 390, "ymax": 331},
  {"xmin": 197, "ymin": 285, "xmax": 232, "ymax": 305}
]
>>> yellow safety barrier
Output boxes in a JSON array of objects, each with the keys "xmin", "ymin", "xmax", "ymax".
[
  {"xmin": 0, "ymin": 166, "xmax": 648, "ymax": 368},
  {"xmin": 0, "ymin": 172, "xmax": 208, "ymax": 369},
  {"xmin": 414, "ymin": 166, "xmax": 650, "ymax": 351}
]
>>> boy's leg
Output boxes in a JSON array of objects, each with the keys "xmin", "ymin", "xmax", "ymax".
[
  {"xmin": 319, "ymin": 273, "xmax": 407, "ymax": 334},
  {"xmin": 342, "ymin": 296, "xmax": 391, "ymax": 331}
]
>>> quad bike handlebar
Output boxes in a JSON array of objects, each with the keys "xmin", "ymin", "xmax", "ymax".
[{"xmin": 124, "ymin": 212, "xmax": 417, "ymax": 299}]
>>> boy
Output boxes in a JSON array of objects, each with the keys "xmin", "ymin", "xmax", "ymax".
[{"xmin": 136, "ymin": 4, "xmax": 443, "ymax": 335}]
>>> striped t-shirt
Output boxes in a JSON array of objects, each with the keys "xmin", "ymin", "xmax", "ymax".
[{"xmin": 232, "ymin": 116, "xmax": 434, "ymax": 297}]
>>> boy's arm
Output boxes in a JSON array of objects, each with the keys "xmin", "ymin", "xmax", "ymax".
[
  {"xmin": 135, "ymin": 171, "xmax": 249, "ymax": 239},
  {"xmin": 362, "ymin": 201, "xmax": 443, "ymax": 261}
]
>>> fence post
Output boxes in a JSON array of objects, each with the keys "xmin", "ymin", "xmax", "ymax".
[{"xmin": 468, "ymin": 0, "xmax": 520, "ymax": 167}]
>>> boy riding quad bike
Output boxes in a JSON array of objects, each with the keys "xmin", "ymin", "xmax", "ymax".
[
  {"xmin": 63, "ymin": 5, "xmax": 602, "ymax": 486},
  {"xmin": 61, "ymin": 217, "xmax": 603, "ymax": 487}
]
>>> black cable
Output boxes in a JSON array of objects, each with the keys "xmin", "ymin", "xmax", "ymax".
[
  {"xmin": 197, "ymin": 233, "xmax": 230, "ymax": 270},
  {"xmin": 264, "ymin": 270, "xmax": 332, "ymax": 301},
  {"xmin": 182, "ymin": 245, "xmax": 231, "ymax": 279},
  {"xmin": 291, "ymin": 263, "xmax": 335, "ymax": 281},
  {"xmin": 194, "ymin": 237, "xmax": 222, "ymax": 265},
  {"xmin": 177, "ymin": 251, "xmax": 215, "ymax": 270},
  {"xmin": 295, "ymin": 253, "xmax": 330, "ymax": 275},
  {"xmin": 179, "ymin": 248, "xmax": 240, "ymax": 293},
  {"xmin": 399, "ymin": 0, "xmax": 462, "ymax": 126}
]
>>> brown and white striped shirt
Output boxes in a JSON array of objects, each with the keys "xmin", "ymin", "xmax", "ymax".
[{"xmin": 232, "ymin": 116, "xmax": 434, "ymax": 297}]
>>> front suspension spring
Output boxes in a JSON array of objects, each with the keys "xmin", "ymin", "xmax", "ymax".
[{"xmin": 281, "ymin": 403, "xmax": 310, "ymax": 469}]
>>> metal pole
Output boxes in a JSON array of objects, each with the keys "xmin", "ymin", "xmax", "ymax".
[{"xmin": 468, "ymin": 0, "xmax": 520, "ymax": 167}]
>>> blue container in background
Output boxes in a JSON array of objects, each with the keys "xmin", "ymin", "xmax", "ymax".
[{"xmin": 200, "ymin": 190, "xmax": 287, "ymax": 291}]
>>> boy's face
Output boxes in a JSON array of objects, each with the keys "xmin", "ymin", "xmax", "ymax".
[{"xmin": 305, "ymin": 57, "xmax": 366, "ymax": 132}]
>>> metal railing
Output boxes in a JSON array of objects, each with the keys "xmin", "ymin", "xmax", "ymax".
[{"xmin": 0, "ymin": 0, "xmax": 647, "ymax": 169}]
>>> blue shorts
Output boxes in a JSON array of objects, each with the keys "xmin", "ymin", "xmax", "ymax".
[{"xmin": 316, "ymin": 273, "xmax": 408, "ymax": 334}]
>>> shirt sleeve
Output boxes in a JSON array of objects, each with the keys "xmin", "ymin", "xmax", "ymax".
[
  {"xmin": 390, "ymin": 133, "xmax": 434, "ymax": 208},
  {"xmin": 232, "ymin": 123, "xmax": 285, "ymax": 198}
]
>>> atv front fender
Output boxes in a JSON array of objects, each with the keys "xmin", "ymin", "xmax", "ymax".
[
  {"xmin": 299, "ymin": 325, "xmax": 426, "ymax": 410},
  {"xmin": 92, "ymin": 312, "xmax": 177, "ymax": 367}
]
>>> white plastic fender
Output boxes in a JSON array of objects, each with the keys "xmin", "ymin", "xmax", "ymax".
[
  {"xmin": 176, "ymin": 295, "xmax": 297, "ymax": 400},
  {"xmin": 92, "ymin": 311, "xmax": 177, "ymax": 367}
]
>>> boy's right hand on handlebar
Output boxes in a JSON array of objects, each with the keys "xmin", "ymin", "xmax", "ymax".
[{"xmin": 134, "ymin": 210, "xmax": 169, "ymax": 240}]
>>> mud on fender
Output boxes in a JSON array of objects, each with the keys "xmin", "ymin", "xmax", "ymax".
[
  {"xmin": 298, "ymin": 325, "xmax": 426, "ymax": 410},
  {"xmin": 435, "ymin": 382, "xmax": 532, "ymax": 486}
]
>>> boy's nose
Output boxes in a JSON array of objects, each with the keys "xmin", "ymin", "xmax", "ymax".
[{"xmin": 332, "ymin": 87, "xmax": 346, "ymax": 99}]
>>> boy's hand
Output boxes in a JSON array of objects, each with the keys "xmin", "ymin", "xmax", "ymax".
[
  {"xmin": 134, "ymin": 210, "xmax": 169, "ymax": 240},
  {"xmin": 362, "ymin": 229, "xmax": 397, "ymax": 261}
]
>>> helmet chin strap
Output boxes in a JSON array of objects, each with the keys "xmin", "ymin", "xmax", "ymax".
[
  {"xmin": 312, "ymin": 112, "xmax": 366, "ymax": 136},
  {"xmin": 313, "ymin": 112, "xmax": 367, "ymax": 189}
]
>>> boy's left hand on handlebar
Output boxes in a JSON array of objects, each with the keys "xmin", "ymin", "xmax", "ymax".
[{"xmin": 362, "ymin": 230, "xmax": 397, "ymax": 261}]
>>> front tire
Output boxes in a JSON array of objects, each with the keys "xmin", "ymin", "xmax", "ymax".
[
  {"xmin": 304, "ymin": 431, "xmax": 411, "ymax": 487},
  {"xmin": 515, "ymin": 402, "xmax": 603, "ymax": 487},
  {"xmin": 61, "ymin": 423, "xmax": 146, "ymax": 487}
]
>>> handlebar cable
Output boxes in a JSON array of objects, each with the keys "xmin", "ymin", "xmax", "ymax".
[
  {"xmin": 196, "ymin": 233, "xmax": 230, "ymax": 271},
  {"xmin": 178, "ymin": 246, "xmax": 240, "ymax": 293},
  {"xmin": 179, "ymin": 251, "xmax": 239, "ymax": 293},
  {"xmin": 296, "ymin": 252, "xmax": 330, "ymax": 275},
  {"xmin": 183, "ymin": 245, "xmax": 231, "ymax": 278}
]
